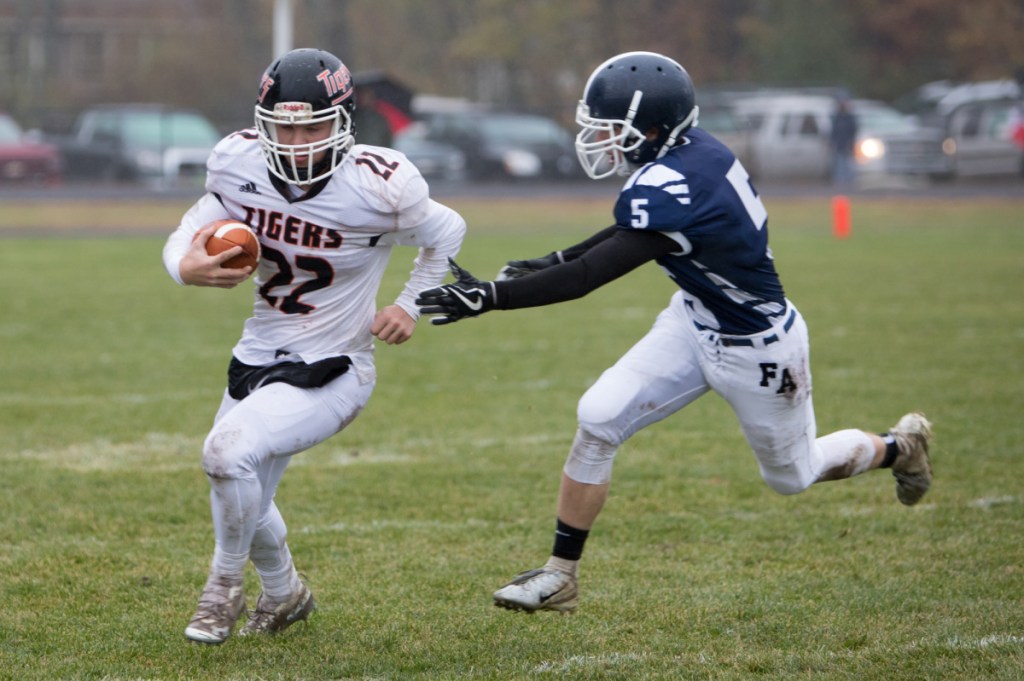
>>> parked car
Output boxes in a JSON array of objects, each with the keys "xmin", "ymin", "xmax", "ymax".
[
  {"xmin": 0, "ymin": 112, "xmax": 62, "ymax": 185},
  {"xmin": 418, "ymin": 110, "xmax": 579, "ymax": 181},
  {"xmin": 901, "ymin": 79, "xmax": 1024, "ymax": 179},
  {"xmin": 941, "ymin": 96, "xmax": 1024, "ymax": 178},
  {"xmin": 392, "ymin": 122, "xmax": 467, "ymax": 181},
  {"xmin": 56, "ymin": 104, "xmax": 221, "ymax": 185},
  {"xmin": 850, "ymin": 99, "xmax": 955, "ymax": 179},
  {"xmin": 730, "ymin": 93, "xmax": 952, "ymax": 182}
]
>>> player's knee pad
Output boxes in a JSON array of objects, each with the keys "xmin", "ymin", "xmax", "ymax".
[
  {"xmin": 757, "ymin": 462, "xmax": 815, "ymax": 496},
  {"xmin": 744, "ymin": 419, "xmax": 817, "ymax": 496},
  {"xmin": 576, "ymin": 386, "xmax": 632, "ymax": 447},
  {"xmin": 563, "ymin": 428, "xmax": 619, "ymax": 485},
  {"xmin": 201, "ymin": 423, "xmax": 263, "ymax": 480}
]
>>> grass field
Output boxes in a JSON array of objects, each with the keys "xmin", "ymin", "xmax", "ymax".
[{"xmin": 1, "ymin": 194, "xmax": 1022, "ymax": 680}]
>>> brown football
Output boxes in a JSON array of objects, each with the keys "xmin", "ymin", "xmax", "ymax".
[{"xmin": 203, "ymin": 220, "xmax": 260, "ymax": 270}]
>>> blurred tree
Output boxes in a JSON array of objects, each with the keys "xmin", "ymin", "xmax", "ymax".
[
  {"xmin": 3, "ymin": 0, "xmax": 1022, "ymax": 132},
  {"xmin": 739, "ymin": 0, "xmax": 861, "ymax": 91},
  {"xmin": 852, "ymin": 0, "xmax": 960, "ymax": 99},
  {"xmin": 947, "ymin": 0, "xmax": 1024, "ymax": 81}
]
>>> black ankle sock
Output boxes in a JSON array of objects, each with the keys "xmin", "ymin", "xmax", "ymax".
[
  {"xmin": 879, "ymin": 433, "xmax": 899, "ymax": 468},
  {"xmin": 552, "ymin": 518, "xmax": 589, "ymax": 561}
]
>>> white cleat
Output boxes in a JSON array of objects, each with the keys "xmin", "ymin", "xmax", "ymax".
[
  {"xmin": 889, "ymin": 412, "xmax": 933, "ymax": 506},
  {"xmin": 493, "ymin": 567, "xmax": 578, "ymax": 613}
]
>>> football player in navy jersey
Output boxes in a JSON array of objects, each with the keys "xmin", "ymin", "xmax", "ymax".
[
  {"xmin": 416, "ymin": 52, "xmax": 931, "ymax": 614},
  {"xmin": 163, "ymin": 48, "xmax": 465, "ymax": 643}
]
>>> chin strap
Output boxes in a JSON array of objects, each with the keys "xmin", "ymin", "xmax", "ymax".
[{"xmin": 657, "ymin": 105, "xmax": 700, "ymax": 159}]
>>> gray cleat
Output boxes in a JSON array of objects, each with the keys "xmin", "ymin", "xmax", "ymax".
[
  {"xmin": 890, "ymin": 412, "xmax": 933, "ymax": 505},
  {"xmin": 185, "ymin": 576, "xmax": 246, "ymax": 645},
  {"xmin": 239, "ymin": 581, "xmax": 316, "ymax": 636}
]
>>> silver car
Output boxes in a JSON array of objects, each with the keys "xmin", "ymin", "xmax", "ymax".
[
  {"xmin": 942, "ymin": 97, "xmax": 1024, "ymax": 177},
  {"xmin": 731, "ymin": 93, "xmax": 952, "ymax": 182}
]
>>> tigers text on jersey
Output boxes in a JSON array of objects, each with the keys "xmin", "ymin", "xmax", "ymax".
[
  {"xmin": 163, "ymin": 129, "xmax": 466, "ymax": 382},
  {"xmin": 613, "ymin": 127, "xmax": 786, "ymax": 335}
]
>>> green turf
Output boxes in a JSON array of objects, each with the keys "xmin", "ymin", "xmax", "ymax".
[{"xmin": 0, "ymin": 196, "xmax": 1022, "ymax": 680}]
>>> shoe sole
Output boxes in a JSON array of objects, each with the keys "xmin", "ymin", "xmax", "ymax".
[
  {"xmin": 185, "ymin": 626, "xmax": 228, "ymax": 645},
  {"xmin": 493, "ymin": 595, "xmax": 577, "ymax": 614},
  {"xmin": 892, "ymin": 413, "xmax": 933, "ymax": 506}
]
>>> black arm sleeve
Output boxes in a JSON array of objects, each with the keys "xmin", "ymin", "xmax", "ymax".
[
  {"xmin": 557, "ymin": 224, "xmax": 620, "ymax": 261},
  {"xmin": 494, "ymin": 228, "xmax": 680, "ymax": 310}
]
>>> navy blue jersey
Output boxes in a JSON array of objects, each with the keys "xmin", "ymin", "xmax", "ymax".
[{"xmin": 613, "ymin": 127, "xmax": 786, "ymax": 334}]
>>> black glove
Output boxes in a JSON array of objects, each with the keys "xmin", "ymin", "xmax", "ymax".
[
  {"xmin": 416, "ymin": 258, "xmax": 496, "ymax": 325},
  {"xmin": 496, "ymin": 251, "xmax": 564, "ymax": 281}
]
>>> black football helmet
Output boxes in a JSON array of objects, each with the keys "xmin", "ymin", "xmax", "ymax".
[
  {"xmin": 254, "ymin": 48, "xmax": 356, "ymax": 184},
  {"xmin": 575, "ymin": 51, "xmax": 699, "ymax": 179}
]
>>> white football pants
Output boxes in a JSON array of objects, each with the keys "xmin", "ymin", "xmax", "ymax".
[
  {"xmin": 200, "ymin": 370, "xmax": 374, "ymax": 581},
  {"xmin": 569, "ymin": 291, "xmax": 875, "ymax": 494}
]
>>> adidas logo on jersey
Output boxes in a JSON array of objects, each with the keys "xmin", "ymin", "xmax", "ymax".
[{"xmin": 239, "ymin": 181, "xmax": 261, "ymax": 195}]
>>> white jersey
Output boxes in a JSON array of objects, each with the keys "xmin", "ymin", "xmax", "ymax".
[{"xmin": 163, "ymin": 129, "xmax": 466, "ymax": 383}]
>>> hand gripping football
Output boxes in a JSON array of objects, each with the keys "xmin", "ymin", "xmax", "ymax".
[{"xmin": 202, "ymin": 219, "xmax": 260, "ymax": 270}]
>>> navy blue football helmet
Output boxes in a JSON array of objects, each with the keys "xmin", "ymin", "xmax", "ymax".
[
  {"xmin": 575, "ymin": 51, "xmax": 699, "ymax": 179},
  {"xmin": 254, "ymin": 48, "xmax": 356, "ymax": 184}
]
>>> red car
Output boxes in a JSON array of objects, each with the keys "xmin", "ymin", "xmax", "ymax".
[{"xmin": 0, "ymin": 112, "xmax": 62, "ymax": 185}]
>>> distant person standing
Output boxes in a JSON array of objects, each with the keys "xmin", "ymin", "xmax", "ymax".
[{"xmin": 830, "ymin": 98, "xmax": 858, "ymax": 186}]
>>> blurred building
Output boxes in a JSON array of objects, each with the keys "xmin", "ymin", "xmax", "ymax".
[{"xmin": 0, "ymin": 0, "xmax": 268, "ymax": 132}]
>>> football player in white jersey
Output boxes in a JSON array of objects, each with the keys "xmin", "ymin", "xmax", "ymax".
[
  {"xmin": 163, "ymin": 48, "xmax": 466, "ymax": 643},
  {"xmin": 416, "ymin": 52, "xmax": 932, "ymax": 614}
]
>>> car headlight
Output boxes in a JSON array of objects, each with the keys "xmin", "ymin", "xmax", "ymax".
[
  {"xmin": 856, "ymin": 137, "xmax": 885, "ymax": 163},
  {"xmin": 502, "ymin": 149, "xmax": 541, "ymax": 177}
]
